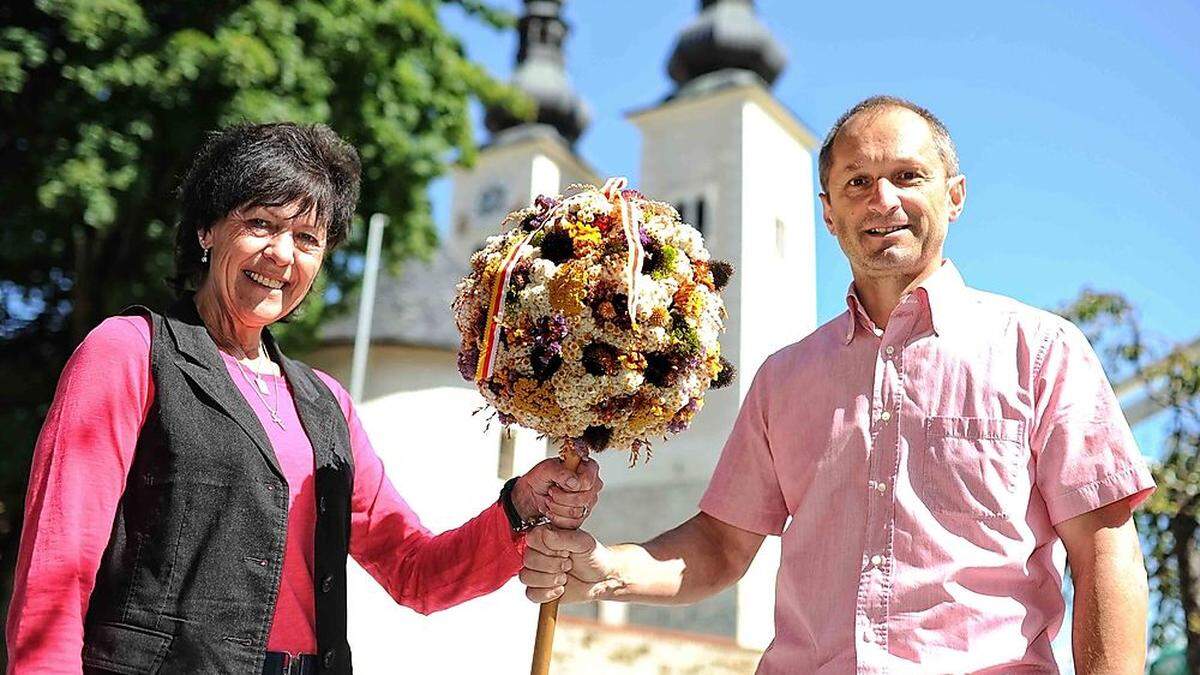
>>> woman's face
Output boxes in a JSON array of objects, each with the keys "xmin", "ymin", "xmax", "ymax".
[{"xmin": 198, "ymin": 201, "xmax": 327, "ymax": 330}]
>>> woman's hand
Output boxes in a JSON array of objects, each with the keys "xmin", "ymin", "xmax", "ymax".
[{"xmin": 512, "ymin": 457, "xmax": 602, "ymax": 529}]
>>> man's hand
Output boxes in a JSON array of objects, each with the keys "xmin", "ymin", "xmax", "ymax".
[
  {"xmin": 518, "ymin": 512, "xmax": 766, "ymax": 607},
  {"xmin": 513, "ymin": 457, "xmax": 602, "ymax": 529},
  {"xmin": 521, "ymin": 525, "xmax": 615, "ymax": 604}
]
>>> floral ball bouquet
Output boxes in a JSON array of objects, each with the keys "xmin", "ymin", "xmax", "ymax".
[{"xmin": 453, "ymin": 178, "xmax": 735, "ymax": 462}]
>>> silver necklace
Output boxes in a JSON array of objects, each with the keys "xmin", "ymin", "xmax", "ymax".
[{"xmin": 234, "ymin": 344, "xmax": 285, "ymax": 430}]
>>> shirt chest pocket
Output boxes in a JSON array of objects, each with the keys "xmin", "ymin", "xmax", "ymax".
[{"xmin": 920, "ymin": 416, "xmax": 1028, "ymax": 520}]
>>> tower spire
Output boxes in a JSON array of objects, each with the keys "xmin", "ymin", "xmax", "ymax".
[
  {"xmin": 666, "ymin": 0, "xmax": 788, "ymax": 96},
  {"xmin": 484, "ymin": 0, "xmax": 590, "ymax": 145}
]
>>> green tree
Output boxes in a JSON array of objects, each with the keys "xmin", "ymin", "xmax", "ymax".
[
  {"xmin": 1058, "ymin": 291, "xmax": 1200, "ymax": 671},
  {"xmin": 0, "ymin": 0, "xmax": 529, "ymax": 658}
]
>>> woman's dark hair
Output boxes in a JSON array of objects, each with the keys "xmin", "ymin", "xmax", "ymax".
[{"xmin": 171, "ymin": 122, "xmax": 362, "ymax": 295}]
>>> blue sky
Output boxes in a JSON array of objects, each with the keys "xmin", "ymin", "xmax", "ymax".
[{"xmin": 432, "ymin": 0, "xmax": 1199, "ymax": 454}]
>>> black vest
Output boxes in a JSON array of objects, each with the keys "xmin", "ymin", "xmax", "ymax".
[{"xmin": 81, "ymin": 299, "xmax": 354, "ymax": 674}]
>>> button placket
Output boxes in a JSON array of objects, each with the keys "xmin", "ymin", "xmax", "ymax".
[
  {"xmin": 857, "ymin": 338, "xmax": 897, "ymax": 669},
  {"xmin": 855, "ymin": 311, "xmax": 918, "ymax": 668}
]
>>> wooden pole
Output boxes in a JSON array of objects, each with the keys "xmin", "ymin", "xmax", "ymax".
[{"xmin": 530, "ymin": 448, "xmax": 582, "ymax": 675}]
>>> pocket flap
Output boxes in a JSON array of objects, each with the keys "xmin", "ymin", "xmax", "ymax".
[
  {"xmin": 83, "ymin": 621, "xmax": 174, "ymax": 674},
  {"xmin": 926, "ymin": 416, "xmax": 1025, "ymax": 443}
]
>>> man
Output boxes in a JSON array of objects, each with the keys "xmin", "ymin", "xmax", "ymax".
[{"xmin": 519, "ymin": 96, "xmax": 1155, "ymax": 673}]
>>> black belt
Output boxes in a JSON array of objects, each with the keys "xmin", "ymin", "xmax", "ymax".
[{"xmin": 263, "ymin": 651, "xmax": 320, "ymax": 675}]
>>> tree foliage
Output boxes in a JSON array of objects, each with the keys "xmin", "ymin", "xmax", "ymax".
[
  {"xmin": 0, "ymin": 0, "xmax": 531, "ymax": 641},
  {"xmin": 1058, "ymin": 290, "xmax": 1200, "ymax": 670}
]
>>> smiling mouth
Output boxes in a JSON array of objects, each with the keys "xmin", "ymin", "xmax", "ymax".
[
  {"xmin": 865, "ymin": 225, "xmax": 909, "ymax": 236},
  {"xmin": 244, "ymin": 270, "xmax": 286, "ymax": 290}
]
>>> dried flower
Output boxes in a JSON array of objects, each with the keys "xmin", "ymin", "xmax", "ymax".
[
  {"xmin": 710, "ymin": 260, "xmax": 735, "ymax": 290},
  {"xmin": 540, "ymin": 229, "xmax": 574, "ymax": 264},
  {"xmin": 549, "ymin": 261, "xmax": 589, "ymax": 316},
  {"xmin": 453, "ymin": 180, "xmax": 734, "ymax": 458},
  {"xmin": 581, "ymin": 342, "xmax": 620, "ymax": 376},
  {"xmin": 713, "ymin": 355, "xmax": 736, "ymax": 389}
]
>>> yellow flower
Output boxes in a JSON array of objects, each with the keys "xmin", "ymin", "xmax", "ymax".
[
  {"xmin": 618, "ymin": 351, "xmax": 647, "ymax": 372},
  {"xmin": 565, "ymin": 219, "xmax": 602, "ymax": 255},
  {"xmin": 673, "ymin": 282, "xmax": 705, "ymax": 319},
  {"xmin": 704, "ymin": 347, "xmax": 722, "ymax": 380},
  {"xmin": 548, "ymin": 261, "xmax": 589, "ymax": 316},
  {"xmin": 512, "ymin": 378, "xmax": 563, "ymax": 417}
]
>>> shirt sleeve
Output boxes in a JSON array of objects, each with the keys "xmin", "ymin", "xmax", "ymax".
[
  {"xmin": 315, "ymin": 373, "xmax": 526, "ymax": 616},
  {"xmin": 699, "ymin": 356, "xmax": 790, "ymax": 536},
  {"xmin": 6, "ymin": 315, "xmax": 154, "ymax": 674},
  {"xmin": 1031, "ymin": 320, "xmax": 1155, "ymax": 526}
]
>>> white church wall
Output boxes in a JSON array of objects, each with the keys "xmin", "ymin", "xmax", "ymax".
[
  {"xmin": 305, "ymin": 346, "xmax": 546, "ymax": 673},
  {"xmin": 738, "ymin": 98, "xmax": 818, "ymax": 379},
  {"xmin": 733, "ymin": 97, "xmax": 818, "ymax": 650}
]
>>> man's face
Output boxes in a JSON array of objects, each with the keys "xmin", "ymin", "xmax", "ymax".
[{"xmin": 820, "ymin": 107, "xmax": 965, "ymax": 281}]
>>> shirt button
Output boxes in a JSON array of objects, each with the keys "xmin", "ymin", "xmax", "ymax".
[
  {"xmin": 870, "ymin": 554, "xmax": 884, "ymax": 566},
  {"xmin": 885, "ymin": 345, "xmax": 895, "ymax": 356},
  {"xmin": 873, "ymin": 327, "xmax": 884, "ymax": 337},
  {"xmin": 876, "ymin": 481, "xmax": 888, "ymax": 493},
  {"xmin": 880, "ymin": 411, "xmax": 892, "ymax": 422}
]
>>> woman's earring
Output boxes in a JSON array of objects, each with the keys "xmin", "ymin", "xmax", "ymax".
[{"xmin": 201, "ymin": 247, "xmax": 210, "ymax": 264}]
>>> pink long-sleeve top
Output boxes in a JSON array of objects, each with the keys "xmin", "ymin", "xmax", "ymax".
[{"xmin": 7, "ymin": 315, "xmax": 525, "ymax": 673}]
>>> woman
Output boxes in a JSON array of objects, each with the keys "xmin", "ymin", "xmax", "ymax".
[{"xmin": 6, "ymin": 123, "xmax": 600, "ymax": 674}]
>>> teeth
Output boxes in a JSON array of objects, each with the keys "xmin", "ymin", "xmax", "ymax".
[
  {"xmin": 246, "ymin": 271, "xmax": 284, "ymax": 289},
  {"xmin": 868, "ymin": 226, "xmax": 906, "ymax": 235}
]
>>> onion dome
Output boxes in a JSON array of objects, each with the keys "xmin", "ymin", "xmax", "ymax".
[
  {"xmin": 484, "ymin": 0, "xmax": 590, "ymax": 145},
  {"xmin": 666, "ymin": 0, "xmax": 788, "ymax": 94}
]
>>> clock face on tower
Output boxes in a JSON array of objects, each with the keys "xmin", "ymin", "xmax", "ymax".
[{"xmin": 476, "ymin": 183, "xmax": 508, "ymax": 217}]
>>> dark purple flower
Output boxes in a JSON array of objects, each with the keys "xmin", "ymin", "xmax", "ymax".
[
  {"xmin": 667, "ymin": 397, "xmax": 702, "ymax": 434},
  {"xmin": 582, "ymin": 342, "xmax": 620, "ymax": 376},
  {"xmin": 643, "ymin": 352, "xmax": 679, "ymax": 388},
  {"xmin": 457, "ymin": 347, "xmax": 480, "ymax": 381},
  {"xmin": 710, "ymin": 260, "xmax": 735, "ymax": 291}
]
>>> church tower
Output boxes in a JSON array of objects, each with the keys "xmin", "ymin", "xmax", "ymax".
[
  {"xmin": 447, "ymin": 0, "xmax": 599, "ymax": 263},
  {"xmin": 583, "ymin": 0, "xmax": 820, "ymax": 650}
]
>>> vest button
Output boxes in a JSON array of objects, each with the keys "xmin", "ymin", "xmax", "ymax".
[
  {"xmin": 319, "ymin": 496, "xmax": 327, "ymax": 514},
  {"xmin": 323, "ymin": 648, "xmax": 336, "ymax": 669},
  {"xmin": 321, "ymin": 574, "xmax": 334, "ymax": 593}
]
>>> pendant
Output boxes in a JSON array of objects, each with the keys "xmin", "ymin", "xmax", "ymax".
[
  {"xmin": 270, "ymin": 411, "xmax": 285, "ymax": 430},
  {"xmin": 256, "ymin": 377, "xmax": 270, "ymax": 395}
]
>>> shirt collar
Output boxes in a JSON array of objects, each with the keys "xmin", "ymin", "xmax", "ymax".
[{"xmin": 843, "ymin": 260, "xmax": 968, "ymax": 345}]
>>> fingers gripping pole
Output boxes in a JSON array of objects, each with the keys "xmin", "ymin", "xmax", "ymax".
[{"xmin": 530, "ymin": 448, "xmax": 582, "ymax": 675}]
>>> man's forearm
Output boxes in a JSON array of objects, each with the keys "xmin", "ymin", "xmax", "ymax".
[
  {"xmin": 1070, "ymin": 552, "xmax": 1148, "ymax": 673},
  {"xmin": 591, "ymin": 514, "xmax": 761, "ymax": 605}
]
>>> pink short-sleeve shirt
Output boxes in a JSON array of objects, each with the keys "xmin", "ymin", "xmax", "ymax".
[{"xmin": 700, "ymin": 260, "xmax": 1154, "ymax": 674}]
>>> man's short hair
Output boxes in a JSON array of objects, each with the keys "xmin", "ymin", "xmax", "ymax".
[{"xmin": 818, "ymin": 95, "xmax": 959, "ymax": 192}]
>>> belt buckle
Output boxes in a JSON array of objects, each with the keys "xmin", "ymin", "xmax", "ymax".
[{"xmin": 282, "ymin": 652, "xmax": 301, "ymax": 675}]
